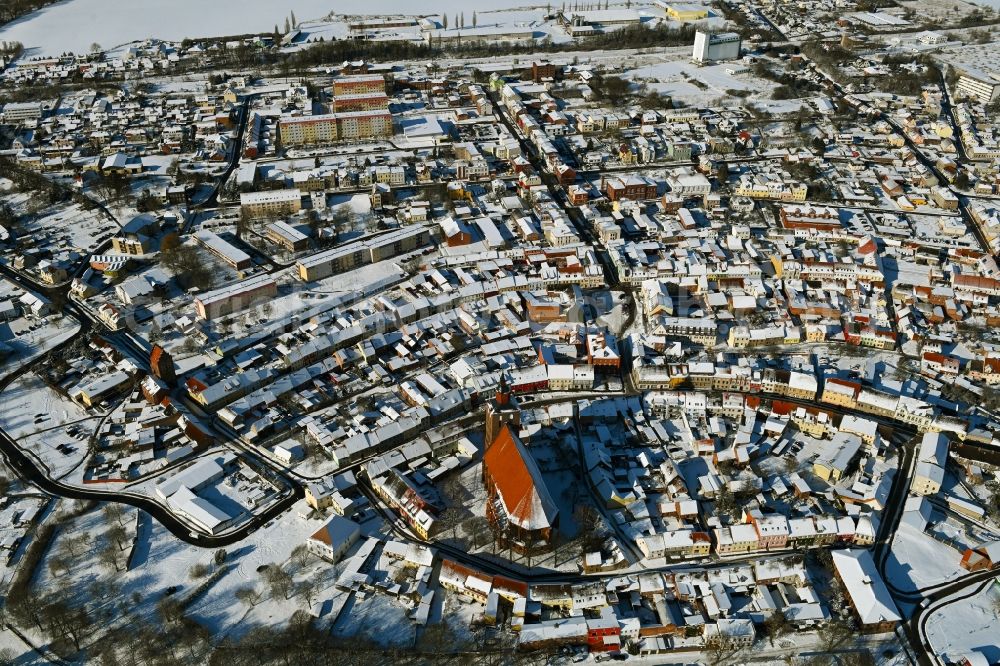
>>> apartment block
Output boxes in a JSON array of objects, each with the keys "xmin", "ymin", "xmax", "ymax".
[
  {"xmin": 240, "ymin": 189, "xmax": 302, "ymax": 219},
  {"xmin": 331, "ymin": 74, "xmax": 386, "ymax": 96},
  {"xmin": 331, "ymin": 91, "xmax": 390, "ymax": 113}
]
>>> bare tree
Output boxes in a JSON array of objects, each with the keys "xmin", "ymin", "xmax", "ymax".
[
  {"xmin": 189, "ymin": 563, "xmax": 211, "ymax": 579},
  {"xmin": 764, "ymin": 612, "xmax": 790, "ymax": 646},
  {"xmin": 41, "ymin": 597, "xmax": 90, "ymax": 652},
  {"xmin": 157, "ymin": 596, "xmax": 184, "ymax": 625},
  {"xmin": 61, "ymin": 532, "xmax": 91, "ymax": 559},
  {"xmin": 818, "ymin": 618, "xmax": 853, "ymax": 652},
  {"xmin": 103, "ymin": 503, "xmax": 126, "ymax": 527},
  {"xmin": 48, "ymin": 555, "xmax": 70, "ymax": 578},
  {"xmin": 108, "ymin": 524, "xmax": 129, "ymax": 551},
  {"xmin": 99, "ymin": 542, "xmax": 123, "ymax": 573},
  {"xmin": 235, "ymin": 586, "xmax": 262, "ymax": 608},
  {"xmin": 290, "ymin": 544, "xmax": 311, "ymax": 570},
  {"xmin": 263, "ymin": 564, "xmax": 293, "ymax": 600},
  {"xmin": 464, "ymin": 515, "xmax": 493, "ymax": 550},
  {"xmin": 298, "ymin": 578, "xmax": 319, "ymax": 608}
]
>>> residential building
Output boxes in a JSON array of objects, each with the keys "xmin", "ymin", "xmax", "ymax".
[
  {"xmin": 331, "ymin": 91, "xmax": 390, "ymax": 113},
  {"xmin": 331, "ymin": 74, "xmax": 386, "ymax": 96},
  {"xmin": 240, "ymin": 189, "xmax": 302, "ymax": 219},
  {"xmin": 266, "ymin": 221, "xmax": 310, "ymax": 252},
  {"xmin": 831, "ymin": 549, "xmax": 901, "ymax": 633},
  {"xmin": 195, "ymin": 230, "xmax": 252, "ymax": 270},
  {"xmin": 193, "ymin": 274, "xmax": 278, "ymax": 320},
  {"xmin": 1, "ymin": 101, "xmax": 43, "ymax": 123},
  {"xmin": 911, "ymin": 432, "xmax": 948, "ymax": 496},
  {"xmin": 306, "ymin": 516, "xmax": 361, "ymax": 563},
  {"xmin": 813, "ymin": 432, "xmax": 863, "ymax": 482},
  {"xmin": 956, "ymin": 73, "xmax": 1000, "ymax": 103}
]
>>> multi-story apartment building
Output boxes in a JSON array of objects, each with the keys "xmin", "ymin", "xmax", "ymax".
[
  {"xmin": 331, "ymin": 74, "xmax": 386, "ymax": 96},
  {"xmin": 957, "ymin": 73, "xmax": 1000, "ymax": 103},
  {"xmin": 194, "ymin": 274, "xmax": 278, "ymax": 320},
  {"xmin": 240, "ymin": 189, "xmax": 302, "ymax": 219},
  {"xmin": 279, "ymin": 110, "xmax": 393, "ymax": 146},
  {"xmin": 331, "ymin": 91, "xmax": 390, "ymax": 113},
  {"xmin": 334, "ymin": 110, "xmax": 393, "ymax": 140},
  {"xmin": 296, "ymin": 225, "xmax": 431, "ymax": 281},
  {"xmin": 278, "ymin": 115, "xmax": 339, "ymax": 146},
  {"xmin": 1, "ymin": 101, "xmax": 44, "ymax": 123}
]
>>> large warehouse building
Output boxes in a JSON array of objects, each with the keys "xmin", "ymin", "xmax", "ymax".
[{"xmin": 692, "ymin": 30, "xmax": 741, "ymax": 63}]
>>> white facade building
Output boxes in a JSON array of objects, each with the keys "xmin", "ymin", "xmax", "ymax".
[{"xmin": 693, "ymin": 31, "xmax": 741, "ymax": 63}]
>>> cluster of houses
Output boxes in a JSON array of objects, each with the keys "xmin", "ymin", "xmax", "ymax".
[{"xmin": 429, "ymin": 551, "xmax": 899, "ymax": 654}]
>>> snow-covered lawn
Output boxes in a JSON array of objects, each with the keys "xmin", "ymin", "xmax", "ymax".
[
  {"xmin": 331, "ymin": 591, "xmax": 416, "ymax": 644},
  {"xmin": 0, "ymin": 626, "xmax": 47, "ymax": 665},
  {"xmin": 925, "ymin": 582, "xmax": 1000, "ymax": 663},
  {"xmin": 883, "ymin": 523, "xmax": 966, "ymax": 593}
]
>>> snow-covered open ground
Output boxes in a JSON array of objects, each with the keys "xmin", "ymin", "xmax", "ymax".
[
  {"xmin": 0, "ymin": 0, "xmax": 550, "ymax": 57},
  {"xmin": 623, "ymin": 60, "xmax": 776, "ymax": 106},
  {"xmin": 883, "ymin": 523, "xmax": 966, "ymax": 593},
  {"xmin": 0, "ymin": 374, "xmax": 94, "ymax": 481},
  {"xmin": 925, "ymin": 583, "xmax": 1000, "ymax": 663}
]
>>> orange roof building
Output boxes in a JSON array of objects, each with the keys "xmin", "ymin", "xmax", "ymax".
[
  {"xmin": 482, "ymin": 424, "xmax": 559, "ymax": 554},
  {"xmin": 150, "ymin": 344, "xmax": 177, "ymax": 385}
]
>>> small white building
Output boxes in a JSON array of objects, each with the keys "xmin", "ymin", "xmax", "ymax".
[{"xmin": 306, "ymin": 516, "xmax": 361, "ymax": 563}]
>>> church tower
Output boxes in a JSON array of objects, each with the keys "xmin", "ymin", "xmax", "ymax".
[{"xmin": 485, "ymin": 374, "xmax": 520, "ymax": 446}]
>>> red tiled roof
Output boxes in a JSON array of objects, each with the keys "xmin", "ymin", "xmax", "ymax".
[
  {"xmin": 151, "ymin": 344, "xmax": 167, "ymax": 367},
  {"xmin": 483, "ymin": 425, "xmax": 558, "ymax": 532}
]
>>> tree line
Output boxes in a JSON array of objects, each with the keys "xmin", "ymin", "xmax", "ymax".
[
  {"xmin": 289, "ymin": 22, "xmax": 709, "ymax": 72},
  {"xmin": 0, "ymin": 0, "xmax": 60, "ymax": 27}
]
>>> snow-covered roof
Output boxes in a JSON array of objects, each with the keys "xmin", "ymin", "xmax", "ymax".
[{"xmin": 831, "ymin": 549, "xmax": 900, "ymax": 626}]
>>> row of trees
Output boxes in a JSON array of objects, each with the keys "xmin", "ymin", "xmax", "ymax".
[
  {"xmin": 440, "ymin": 11, "xmax": 478, "ymax": 30},
  {"xmin": 0, "ymin": 40, "xmax": 23, "ymax": 58},
  {"xmin": 289, "ymin": 21, "xmax": 707, "ymax": 73},
  {"xmin": 0, "ymin": 0, "xmax": 59, "ymax": 26}
]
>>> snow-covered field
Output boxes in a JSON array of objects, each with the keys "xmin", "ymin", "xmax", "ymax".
[
  {"xmin": 623, "ymin": 60, "xmax": 777, "ymax": 106},
  {"xmin": 0, "ymin": 0, "xmax": 550, "ymax": 57},
  {"xmin": 925, "ymin": 583, "xmax": 1000, "ymax": 663},
  {"xmin": 0, "ymin": 280, "xmax": 80, "ymax": 372},
  {"xmin": 883, "ymin": 523, "xmax": 966, "ymax": 593}
]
